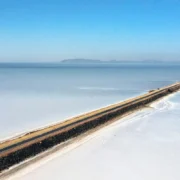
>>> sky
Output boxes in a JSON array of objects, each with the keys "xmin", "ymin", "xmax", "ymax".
[{"xmin": 0, "ymin": 0, "xmax": 180, "ymax": 62}]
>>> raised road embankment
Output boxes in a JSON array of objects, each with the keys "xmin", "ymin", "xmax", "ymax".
[{"xmin": 0, "ymin": 82, "xmax": 180, "ymax": 172}]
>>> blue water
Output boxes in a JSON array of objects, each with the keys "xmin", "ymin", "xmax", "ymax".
[
  {"xmin": 0, "ymin": 63, "xmax": 180, "ymax": 139},
  {"xmin": 0, "ymin": 63, "xmax": 180, "ymax": 95}
]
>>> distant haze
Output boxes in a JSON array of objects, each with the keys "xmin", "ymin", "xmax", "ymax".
[{"xmin": 0, "ymin": 0, "xmax": 180, "ymax": 62}]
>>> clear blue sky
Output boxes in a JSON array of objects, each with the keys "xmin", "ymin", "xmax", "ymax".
[{"xmin": 0, "ymin": 0, "xmax": 180, "ymax": 62}]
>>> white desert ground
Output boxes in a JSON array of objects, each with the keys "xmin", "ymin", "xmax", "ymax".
[
  {"xmin": 1, "ymin": 65, "xmax": 180, "ymax": 180},
  {"xmin": 7, "ymin": 92, "xmax": 180, "ymax": 180}
]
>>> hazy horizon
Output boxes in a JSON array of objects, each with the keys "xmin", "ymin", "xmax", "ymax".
[{"xmin": 0, "ymin": 58, "xmax": 180, "ymax": 64}]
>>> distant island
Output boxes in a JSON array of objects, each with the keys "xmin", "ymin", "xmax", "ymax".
[{"xmin": 60, "ymin": 59, "xmax": 170, "ymax": 64}]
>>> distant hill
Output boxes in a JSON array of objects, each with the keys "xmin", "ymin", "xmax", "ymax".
[{"xmin": 61, "ymin": 59, "xmax": 102, "ymax": 64}]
